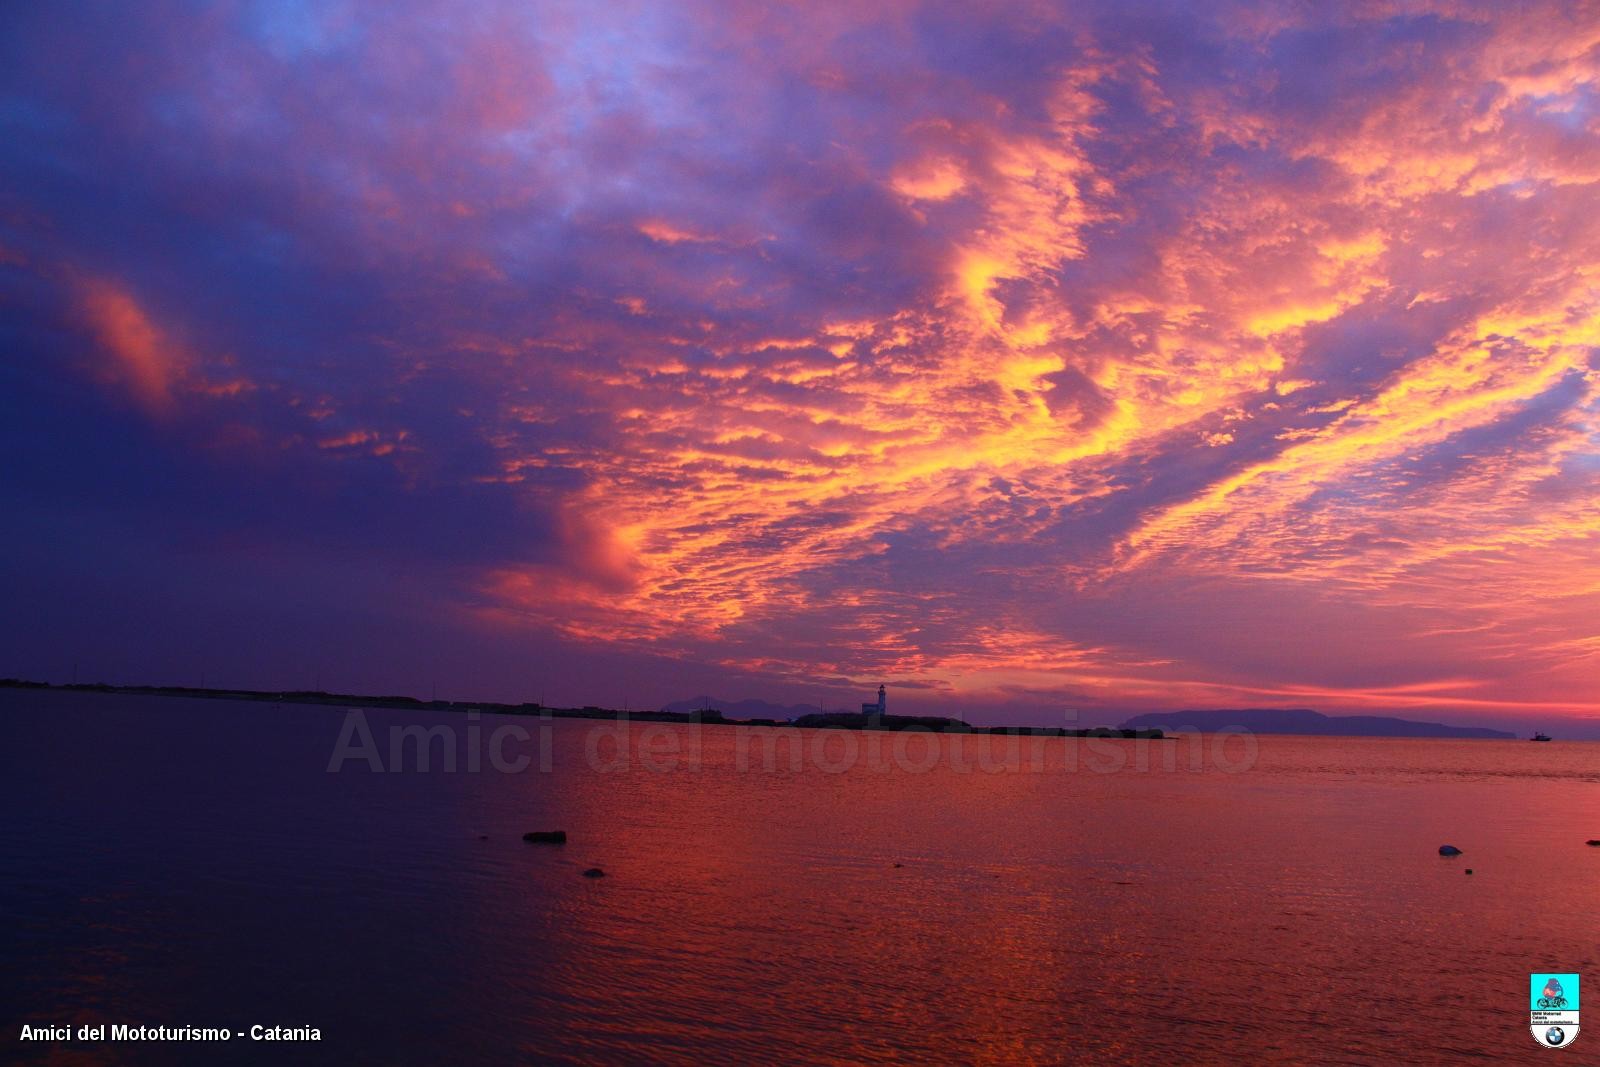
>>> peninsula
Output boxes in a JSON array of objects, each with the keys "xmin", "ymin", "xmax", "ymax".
[
  {"xmin": 7, "ymin": 681, "xmax": 1520, "ymax": 739},
  {"xmin": 0, "ymin": 679, "xmax": 1163, "ymax": 738}
]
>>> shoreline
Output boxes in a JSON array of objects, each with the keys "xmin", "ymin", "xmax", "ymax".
[{"xmin": 0, "ymin": 678, "xmax": 1167, "ymax": 739}]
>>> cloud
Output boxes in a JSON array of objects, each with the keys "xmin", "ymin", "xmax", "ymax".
[
  {"xmin": 77, "ymin": 281, "xmax": 183, "ymax": 414},
  {"xmin": 2, "ymin": 0, "xmax": 1599, "ymax": 722}
]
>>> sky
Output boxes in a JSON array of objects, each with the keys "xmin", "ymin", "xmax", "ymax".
[{"xmin": 2, "ymin": 1, "xmax": 1599, "ymax": 732}]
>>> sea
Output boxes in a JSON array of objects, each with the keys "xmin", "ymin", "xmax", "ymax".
[{"xmin": 3, "ymin": 688, "xmax": 1596, "ymax": 1064}]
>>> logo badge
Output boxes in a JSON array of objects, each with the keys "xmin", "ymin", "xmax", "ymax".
[{"xmin": 1531, "ymin": 973, "xmax": 1580, "ymax": 1048}]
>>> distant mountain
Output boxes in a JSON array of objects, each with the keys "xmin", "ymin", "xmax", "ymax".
[
  {"xmin": 1119, "ymin": 708, "xmax": 1515, "ymax": 739},
  {"xmin": 661, "ymin": 696, "xmax": 839, "ymax": 720}
]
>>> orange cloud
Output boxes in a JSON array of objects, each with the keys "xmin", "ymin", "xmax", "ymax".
[
  {"xmin": 78, "ymin": 281, "xmax": 182, "ymax": 415},
  {"xmin": 638, "ymin": 219, "xmax": 717, "ymax": 245}
]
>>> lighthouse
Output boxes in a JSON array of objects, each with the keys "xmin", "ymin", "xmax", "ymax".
[{"xmin": 861, "ymin": 684, "xmax": 886, "ymax": 716}]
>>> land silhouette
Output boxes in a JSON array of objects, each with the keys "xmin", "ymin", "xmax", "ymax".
[
  {"xmin": 0, "ymin": 679, "xmax": 1160, "ymax": 737},
  {"xmin": 1121, "ymin": 708, "xmax": 1515, "ymax": 739},
  {"xmin": 1, "ymin": 679, "xmax": 1523, "ymax": 739}
]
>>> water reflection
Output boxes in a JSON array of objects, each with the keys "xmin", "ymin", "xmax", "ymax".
[{"xmin": 4, "ymin": 691, "xmax": 1597, "ymax": 1064}]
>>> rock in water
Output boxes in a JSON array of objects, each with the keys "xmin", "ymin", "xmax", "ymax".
[
  {"xmin": 1587, "ymin": 840, "xmax": 1600, "ymax": 846},
  {"xmin": 1438, "ymin": 845, "xmax": 1463, "ymax": 856},
  {"xmin": 523, "ymin": 831, "xmax": 567, "ymax": 844},
  {"xmin": 1465, "ymin": 869, "xmax": 1473, "ymax": 875},
  {"xmin": 582, "ymin": 867, "xmax": 605, "ymax": 878}
]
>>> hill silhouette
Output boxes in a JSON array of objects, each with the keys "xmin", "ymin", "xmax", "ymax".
[{"xmin": 1120, "ymin": 708, "xmax": 1514, "ymax": 738}]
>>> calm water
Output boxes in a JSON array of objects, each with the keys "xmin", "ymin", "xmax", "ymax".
[{"xmin": 4, "ymin": 690, "xmax": 1597, "ymax": 1065}]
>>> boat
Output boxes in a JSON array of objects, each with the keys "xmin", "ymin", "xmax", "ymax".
[{"xmin": 1531, "ymin": 731, "xmax": 1552, "ymax": 742}]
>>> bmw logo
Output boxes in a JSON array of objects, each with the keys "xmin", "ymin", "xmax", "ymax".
[{"xmin": 1546, "ymin": 1026, "xmax": 1566, "ymax": 1046}]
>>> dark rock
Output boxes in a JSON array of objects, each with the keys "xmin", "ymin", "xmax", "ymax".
[
  {"xmin": 523, "ymin": 831, "xmax": 567, "ymax": 844},
  {"xmin": 582, "ymin": 867, "xmax": 605, "ymax": 878},
  {"xmin": 1438, "ymin": 845, "xmax": 1463, "ymax": 856},
  {"xmin": 892, "ymin": 863, "xmax": 903, "ymax": 868},
  {"xmin": 478, "ymin": 834, "xmax": 489, "ymax": 840},
  {"xmin": 1587, "ymin": 840, "xmax": 1600, "ymax": 846},
  {"xmin": 1465, "ymin": 869, "xmax": 1473, "ymax": 875}
]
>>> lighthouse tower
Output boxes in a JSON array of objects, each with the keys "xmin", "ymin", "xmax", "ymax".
[{"xmin": 861, "ymin": 685, "xmax": 886, "ymax": 716}]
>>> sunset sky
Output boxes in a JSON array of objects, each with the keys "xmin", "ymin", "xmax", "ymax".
[{"xmin": 3, "ymin": 2, "xmax": 1599, "ymax": 732}]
